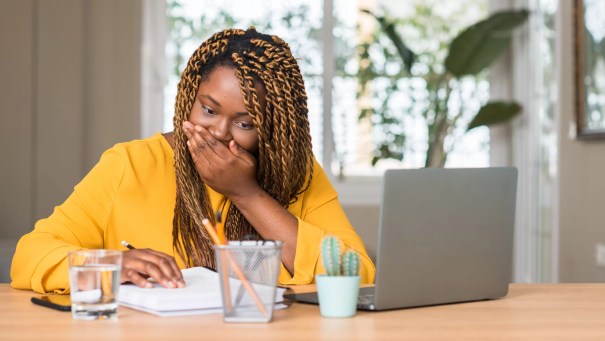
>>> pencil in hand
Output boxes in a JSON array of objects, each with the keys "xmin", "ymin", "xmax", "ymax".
[{"xmin": 121, "ymin": 240, "xmax": 135, "ymax": 250}]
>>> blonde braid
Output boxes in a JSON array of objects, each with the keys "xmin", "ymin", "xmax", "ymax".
[
  {"xmin": 249, "ymin": 38, "xmax": 313, "ymax": 199},
  {"xmin": 172, "ymin": 29, "xmax": 246, "ymax": 267}
]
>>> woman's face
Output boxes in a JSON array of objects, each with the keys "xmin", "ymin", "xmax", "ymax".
[{"xmin": 188, "ymin": 66, "xmax": 263, "ymax": 154}]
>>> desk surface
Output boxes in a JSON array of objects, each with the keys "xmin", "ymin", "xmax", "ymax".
[{"xmin": 2, "ymin": 283, "xmax": 605, "ymax": 340}]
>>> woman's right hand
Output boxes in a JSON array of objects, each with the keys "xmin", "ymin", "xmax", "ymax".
[{"xmin": 120, "ymin": 249, "xmax": 186, "ymax": 288}]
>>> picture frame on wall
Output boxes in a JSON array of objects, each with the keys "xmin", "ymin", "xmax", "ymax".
[{"xmin": 574, "ymin": 0, "xmax": 605, "ymax": 139}]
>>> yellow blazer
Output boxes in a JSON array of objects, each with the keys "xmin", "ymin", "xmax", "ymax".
[{"xmin": 11, "ymin": 133, "xmax": 375, "ymax": 293}]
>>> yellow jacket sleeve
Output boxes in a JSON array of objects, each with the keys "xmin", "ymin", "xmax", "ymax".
[
  {"xmin": 278, "ymin": 161, "xmax": 375, "ymax": 285},
  {"xmin": 11, "ymin": 146, "xmax": 126, "ymax": 293}
]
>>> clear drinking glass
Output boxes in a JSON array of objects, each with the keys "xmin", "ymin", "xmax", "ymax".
[{"xmin": 68, "ymin": 249, "xmax": 122, "ymax": 320}]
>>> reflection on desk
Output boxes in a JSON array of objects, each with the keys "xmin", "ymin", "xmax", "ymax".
[{"xmin": 2, "ymin": 283, "xmax": 605, "ymax": 340}]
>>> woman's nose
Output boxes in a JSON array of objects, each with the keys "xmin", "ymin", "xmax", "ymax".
[{"xmin": 208, "ymin": 118, "xmax": 231, "ymax": 142}]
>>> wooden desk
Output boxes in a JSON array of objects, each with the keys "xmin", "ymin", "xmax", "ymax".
[{"xmin": 2, "ymin": 283, "xmax": 605, "ymax": 340}]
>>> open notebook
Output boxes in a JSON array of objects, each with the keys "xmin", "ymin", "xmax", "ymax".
[{"xmin": 119, "ymin": 267, "xmax": 287, "ymax": 317}]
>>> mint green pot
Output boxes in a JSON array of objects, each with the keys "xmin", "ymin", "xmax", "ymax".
[{"xmin": 315, "ymin": 275, "xmax": 360, "ymax": 318}]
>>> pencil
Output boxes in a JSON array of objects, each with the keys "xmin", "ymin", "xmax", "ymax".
[
  {"xmin": 121, "ymin": 240, "xmax": 136, "ymax": 250},
  {"xmin": 216, "ymin": 197, "xmax": 227, "ymax": 244},
  {"xmin": 201, "ymin": 219, "xmax": 221, "ymax": 245},
  {"xmin": 201, "ymin": 218, "xmax": 267, "ymax": 315},
  {"xmin": 216, "ymin": 210, "xmax": 226, "ymax": 244}
]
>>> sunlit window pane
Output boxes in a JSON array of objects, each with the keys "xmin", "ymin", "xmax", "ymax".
[{"xmin": 332, "ymin": 0, "xmax": 488, "ymax": 176}]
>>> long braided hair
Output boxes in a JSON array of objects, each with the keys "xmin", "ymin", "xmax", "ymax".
[{"xmin": 172, "ymin": 27, "xmax": 314, "ymax": 268}]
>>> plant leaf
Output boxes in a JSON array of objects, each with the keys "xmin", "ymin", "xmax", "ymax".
[
  {"xmin": 361, "ymin": 9, "xmax": 416, "ymax": 73},
  {"xmin": 371, "ymin": 156, "xmax": 380, "ymax": 166},
  {"xmin": 358, "ymin": 108, "xmax": 373, "ymax": 120},
  {"xmin": 445, "ymin": 10, "xmax": 529, "ymax": 77},
  {"xmin": 467, "ymin": 101, "xmax": 522, "ymax": 131}
]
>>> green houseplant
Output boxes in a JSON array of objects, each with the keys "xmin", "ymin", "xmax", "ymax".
[
  {"xmin": 316, "ymin": 236, "xmax": 361, "ymax": 318},
  {"xmin": 358, "ymin": 8, "xmax": 529, "ymax": 167}
]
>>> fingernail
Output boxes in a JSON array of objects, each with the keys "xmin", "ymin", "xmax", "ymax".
[
  {"xmin": 195, "ymin": 126, "xmax": 202, "ymax": 132},
  {"xmin": 167, "ymin": 280, "xmax": 175, "ymax": 288},
  {"xmin": 145, "ymin": 282, "xmax": 153, "ymax": 288},
  {"xmin": 178, "ymin": 280, "xmax": 186, "ymax": 288}
]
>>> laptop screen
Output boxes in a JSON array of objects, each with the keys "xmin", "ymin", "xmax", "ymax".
[{"xmin": 372, "ymin": 167, "xmax": 517, "ymax": 310}]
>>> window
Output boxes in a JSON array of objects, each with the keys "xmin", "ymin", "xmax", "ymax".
[
  {"xmin": 508, "ymin": 0, "xmax": 558, "ymax": 283},
  {"xmin": 333, "ymin": 0, "xmax": 489, "ymax": 175}
]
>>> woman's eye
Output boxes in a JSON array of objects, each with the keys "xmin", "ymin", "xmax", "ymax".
[
  {"xmin": 236, "ymin": 122, "xmax": 254, "ymax": 130},
  {"xmin": 202, "ymin": 105, "xmax": 216, "ymax": 115}
]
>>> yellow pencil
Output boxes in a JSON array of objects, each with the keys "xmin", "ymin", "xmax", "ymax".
[{"xmin": 202, "ymin": 218, "xmax": 221, "ymax": 245}]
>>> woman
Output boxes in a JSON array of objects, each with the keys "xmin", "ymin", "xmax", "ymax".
[{"xmin": 11, "ymin": 27, "xmax": 375, "ymax": 294}]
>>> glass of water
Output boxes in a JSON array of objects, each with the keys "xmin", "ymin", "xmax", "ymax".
[{"xmin": 68, "ymin": 249, "xmax": 122, "ymax": 320}]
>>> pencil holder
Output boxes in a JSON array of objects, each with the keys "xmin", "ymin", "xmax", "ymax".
[{"xmin": 214, "ymin": 241, "xmax": 282, "ymax": 323}]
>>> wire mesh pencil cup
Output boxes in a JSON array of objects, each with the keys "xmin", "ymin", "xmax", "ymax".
[{"xmin": 214, "ymin": 241, "xmax": 282, "ymax": 323}]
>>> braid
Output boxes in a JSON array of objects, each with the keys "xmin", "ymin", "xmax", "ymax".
[{"xmin": 172, "ymin": 27, "xmax": 314, "ymax": 269}]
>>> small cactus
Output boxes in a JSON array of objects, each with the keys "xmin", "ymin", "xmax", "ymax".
[
  {"xmin": 321, "ymin": 236, "xmax": 341, "ymax": 276},
  {"xmin": 342, "ymin": 250, "xmax": 360, "ymax": 276},
  {"xmin": 321, "ymin": 236, "xmax": 360, "ymax": 277}
]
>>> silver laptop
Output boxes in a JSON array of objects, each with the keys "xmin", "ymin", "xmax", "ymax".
[{"xmin": 288, "ymin": 167, "xmax": 517, "ymax": 311}]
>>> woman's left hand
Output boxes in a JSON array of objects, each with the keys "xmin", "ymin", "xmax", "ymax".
[{"xmin": 182, "ymin": 121, "xmax": 260, "ymax": 201}]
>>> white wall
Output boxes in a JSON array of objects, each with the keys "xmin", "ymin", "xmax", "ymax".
[
  {"xmin": 557, "ymin": 0, "xmax": 605, "ymax": 282},
  {"xmin": 0, "ymin": 0, "xmax": 142, "ymax": 282}
]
